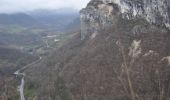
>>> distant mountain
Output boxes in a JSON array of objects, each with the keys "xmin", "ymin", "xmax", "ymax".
[
  {"xmin": 27, "ymin": 8, "xmax": 79, "ymax": 16},
  {"xmin": 0, "ymin": 9, "xmax": 80, "ymax": 31},
  {"xmin": 65, "ymin": 17, "xmax": 81, "ymax": 32},
  {"xmin": 0, "ymin": 13, "xmax": 38, "ymax": 26},
  {"xmin": 28, "ymin": 9, "xmax": 79, "ymax": 31}
]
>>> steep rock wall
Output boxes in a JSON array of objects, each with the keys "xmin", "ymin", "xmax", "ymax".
[{"xmin": 80, "ymin": 0, "xmax": 170, "ymax": 39}]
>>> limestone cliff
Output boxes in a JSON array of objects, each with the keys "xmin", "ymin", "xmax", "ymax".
[{"xmin": 80, "ymin": 0, "xmax": 170, "ymax": 39}]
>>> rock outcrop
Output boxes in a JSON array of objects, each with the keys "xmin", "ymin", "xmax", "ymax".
[{"xmin": 80, "ymin": 0, "xmax": 170, "ymax": 39}]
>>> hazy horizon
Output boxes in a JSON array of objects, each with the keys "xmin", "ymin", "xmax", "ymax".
[{"xmin": 0, "ymin": 0, "xmax": 90, "ymax": 13}]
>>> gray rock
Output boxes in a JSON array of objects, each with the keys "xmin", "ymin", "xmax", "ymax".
[{"xmin": 80, "ymin": 0, "xmax": 170, "ymax": 39}]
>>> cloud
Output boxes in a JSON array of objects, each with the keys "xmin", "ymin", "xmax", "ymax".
[{"xmin": 0, "ymin": 0, "xmax": 90, "ymax": 13}]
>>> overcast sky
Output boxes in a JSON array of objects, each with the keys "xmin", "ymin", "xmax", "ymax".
[{"xmin": 0, "ymin": 0, "xmax": 91, "ymax": 13}]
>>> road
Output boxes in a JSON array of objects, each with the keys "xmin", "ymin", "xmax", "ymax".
[
  {"xmin": 14, "ymin": 56, "xmax": 42, "ymax": 100},
  {"xmin": 14, "ymin": 35, "xmax": 58, "ymax": 100},
  {"xmin": 42, "ymin": 35, "xmax": 60, "ymax": 49}
]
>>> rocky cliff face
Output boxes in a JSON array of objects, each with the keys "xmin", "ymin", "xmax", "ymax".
[
  {"xmin": 80, "ymin": 0, "xmax": 119, "ymax": 39},
  {"xmin": 80, "ymin": 0, "xmax": 170, "ymax": 39},
  {"xmin": 112, "ymin": 0, "xmax": 170, "ymax": 27}
]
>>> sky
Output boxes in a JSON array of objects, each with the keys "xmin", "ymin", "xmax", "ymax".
[{"xmin": 0, "ymin": 0, "xmax": 91, "ymax": 13}]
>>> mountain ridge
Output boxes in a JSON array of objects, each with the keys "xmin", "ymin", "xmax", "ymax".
[{"xmin": 18, "ymin": 0, "xmax": 170, "ymax": 99}]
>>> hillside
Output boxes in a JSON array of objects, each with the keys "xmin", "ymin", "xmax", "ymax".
[
  {"xmin": 25, "ymin": 0, "xmax": 170, "ymax": 100},
  {"xmin": 0, "ymin": 46, "xmax": 38, "ymax": 100}
]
